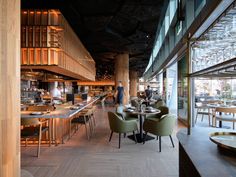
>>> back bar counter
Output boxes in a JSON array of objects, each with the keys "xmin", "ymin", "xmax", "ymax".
[
  {"xmin": 21, "ymin": 97, "xmax": 99, "ymax": 144},
  {"xmin": 177, "ymin": 127, "xmax": 236, "ymax": 177}
]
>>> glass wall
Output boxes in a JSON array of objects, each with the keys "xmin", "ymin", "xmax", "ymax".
[
  {"xmin": 166, "ymin": 63, "xmax": 178, "ymax": 114},
  {"xmin": 195, "ymin": 79, "xmax": 236, "ymax": 102},
  {"xmin": 178, "ymin": 55, "xmax": 188, "ymax": 122},
  {"xmin": 158, "ymin": 73, "xmax": 163, "ymax": 97},
  {"xmin": 145, "ymin": 0, "xmax": 207, "ymax": 78}
]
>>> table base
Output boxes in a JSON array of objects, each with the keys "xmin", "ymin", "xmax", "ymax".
[{"xmin": 128, "ymin": 133, "xmax": 155, "ymax": 143}]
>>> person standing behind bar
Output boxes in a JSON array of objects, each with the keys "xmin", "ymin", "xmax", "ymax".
[{"xmin": 115, "ymin": 81, "xmax": 126, "ymax": 105}]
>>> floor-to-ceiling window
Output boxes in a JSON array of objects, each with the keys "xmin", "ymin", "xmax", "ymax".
[
  {"xmin": 178, "ymin": 55, "xmax": 188, "ymax": 123},
  {"xmin": 166, "ymin": 62, "xmax": 178, "ymax": 114}
]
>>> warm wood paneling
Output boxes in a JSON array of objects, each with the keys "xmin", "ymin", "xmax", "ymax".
[
  {"xmin": 21, "ymin": 9, "xmax": 95, "ymax": 81},
  {"xmin": 0, "ymin": 0, "xmax": 20, "ymax": 176},
  {"xmin": 129, "ymin": 70, "xmax": 138, "ymax": 97},
  {"xmin": 77, "ymin": 81, "xmax": 115, "ymax": 86},
  {"xmin": 21, "ymin": 65, "xmax": 94, "ymax": 81}
]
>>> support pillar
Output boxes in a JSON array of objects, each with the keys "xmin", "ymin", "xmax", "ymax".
[
  {"xmin": 129, "ymin": 71, "xmax": 138, "ymax": 98},
  {"xmin": 115, "ymin": 53, "xmax": 129, "ymax": 105},
  {"xmin": 0, "ymin": 0, "xmax": 20, "ymax": 176}
]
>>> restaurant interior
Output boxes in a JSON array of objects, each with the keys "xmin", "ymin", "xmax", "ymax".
[{"xmin": 1, "ymin": 0, "xmax": 236, "ymax": 177}]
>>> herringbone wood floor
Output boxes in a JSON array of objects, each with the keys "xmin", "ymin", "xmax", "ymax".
[{"xmin": 21, "ymin": 106, "xmax": 182, "ymax": 177}]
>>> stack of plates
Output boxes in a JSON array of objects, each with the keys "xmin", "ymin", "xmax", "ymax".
[
  {"xmin": 127, "ymin": 106, "xmax": 136, "ymax": 110},
  {"xmin": 30, "ymin": 112, "xmax": 43, "ymax": 115},
  {"xmin": 70, "ymin": 106, "xmax": 80, "ymax": 110},
  {"xmin": 145, "ymin": 107, "xmax": 156, "ymax": 113},
  {"xmin": 126, "ymin": 109, "xmax": 134, "ymax": 112}
]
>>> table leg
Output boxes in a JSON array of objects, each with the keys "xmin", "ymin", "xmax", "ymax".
[
  {"xmin": 219, "ymin": 112, "xmax": 222, "ymax": 128},
  {"xmin": 219, "ymin": 121, "xmax": 222, "ymax": 128},
  {"xmin": 218, "ymin": 112, "xmax": 230, "ymax": 129},
  {"xmin": 139, "ymin": 115, "xmax": 143, "ymax": 140},
  {"xmin": 128, "ymin": 114, "xmax": 154, "ymax": 143}
]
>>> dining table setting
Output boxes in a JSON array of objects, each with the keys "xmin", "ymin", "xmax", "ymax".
[
  {"xmin": 206, "ymin": 102, "xmax": 236, "ymax": 128},
  {"xmin": 124, "ymin": 105, "xmax": 161, "ymax": 143}
]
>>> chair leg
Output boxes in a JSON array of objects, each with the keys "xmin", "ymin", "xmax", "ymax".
[
  {"xmin": 143, "ymin": 132, "xmax": 147, "ymax": 144},
  {"xmin": 156, "ymin": 136, "xmax": 158, "ymax": 140},
  {"xmin": 133, "ymin": 131, "xmax": 137, "ymax": 144},
  {"xmin": 48, "ymin": 126, "xmax": 51, "ymax": 147},
  {"xmin": 92, "ymin": 113, "xmax": 96, "ymax": 127},
  {"xmin": 195, "ymin": 110, "xmax": 199, "ymax": 124},
  {"xmin": 208, "ymin": 113, "xmax": 211, "ymax": 126},
  {"xmin": 109, "ymin": 131, "xmax": 113, "ymax": 142},
  {"xmin": 25, "ymin": 138, "xmax": 28, "ymax": 147},
  {"xmin": 124, "ymin": 133, "xmax": 126, "ymax": 138},
  {"xmin": 119, "ymin": 133, "xmax": 121, "ymax": 149},
  {"xmin": 169, "ymin": 135, "xmax": 175, "ymax": 148},
  {"xmin": 88, "ymin": 116, "xmax": 93, "ymax": 136},
  {"xmin": 37, "ymin": 126, "xmax": 42, "ymax": 158},
  {"xmin": 84, "ymin": 122, "xmax": 90, "ymax": 140},
  {"xmin": 159, "ymin": 136, "xmax": 161, "ymax": 152}
]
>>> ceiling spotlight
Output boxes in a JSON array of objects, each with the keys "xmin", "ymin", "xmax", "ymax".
[{"xmin": 146, "ymin": 35, "xmax": 149, "ymax": 38}]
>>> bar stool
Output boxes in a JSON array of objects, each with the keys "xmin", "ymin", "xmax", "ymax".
[
  {"xmin": 71, "ymin": 109, "xmax": 93, "ymax": 140},
  {"xmin": 84, "ymin": 106, "xmax": 96, "ymax": 127}
]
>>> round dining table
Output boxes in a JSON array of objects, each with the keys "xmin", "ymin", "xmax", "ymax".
[{"xmin": 124, "ymin": 108, "xmax": 160, "ymax": 143}]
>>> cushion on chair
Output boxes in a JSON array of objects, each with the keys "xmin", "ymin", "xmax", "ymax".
[
  {"xmin": 72, "ymin": 116, "xmax": 90, "ymax": 124},
  {"xmin": 21, "ymin": 126, "xmax": 48, "ymax": 137}
]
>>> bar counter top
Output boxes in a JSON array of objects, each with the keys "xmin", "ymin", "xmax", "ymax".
[
  {"xmin": 21, "ymin": 97, "xmax": 99, "ymax": 119},
  {"xmin": 177, "ymin": 127, "xmax": 236, "ymax": 177}
]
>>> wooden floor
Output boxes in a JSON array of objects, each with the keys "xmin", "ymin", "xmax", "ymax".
[{"xmin": 21, "ymin": 106, "xmax": 183, "ymax": 177}]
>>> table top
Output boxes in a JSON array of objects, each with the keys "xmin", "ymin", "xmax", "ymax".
[
  {"xmin": 124, "ymin": 108, "xmax": 160, "ymax": 115},
  {"xmin": 21, "ymin": 97, "xmax": 99, "ymax": 119},
  {"xmin": 206, "ymin": 104, "xmax": 236, "ymax": 108},
  {"xmin": 177, "ymin": 127, "xmax": 236, "ymax": 177}
]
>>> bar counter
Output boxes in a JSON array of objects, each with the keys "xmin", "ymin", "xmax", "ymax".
[
  {"xmin": 177, "ymin": 127, "xmax": 236, "ymax": 177},
  {"xmin": 21, "ymin": 97, "xmax": 99, "ymax": 144},
  {"xmin": 21, "ymin": 97, "xmax": 99, "ymax": 119}
]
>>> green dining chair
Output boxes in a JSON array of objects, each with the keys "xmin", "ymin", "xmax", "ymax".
[
  {"xmin": 143, "ymin": 114, "xmax": 176, "ymax": 152},
  {"xmin": 107, "ymin": 112, "xmax": 138, "ymax": 148},
  {"xmin": 116, "ymin": 105, "xmax": 138, "ymax": 121},
  {"xmin": 131, "ymin": 99, "xmax": 139, "ymax": 108},
  {"xmin": 146, "ymin": 106, "xmax": 169, "ymax": 120},
  {"xmin": 152, "ymin": 100, "xmax": 165, "ymax": 109}
]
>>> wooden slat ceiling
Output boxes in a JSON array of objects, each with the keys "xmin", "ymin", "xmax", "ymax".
[{"xmin": 21, "ymin": 0, "xmax": 165, "ymax": 78}]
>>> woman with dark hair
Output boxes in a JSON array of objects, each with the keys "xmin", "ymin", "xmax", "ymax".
[{"xmin": 115, "ymin": 81, "xmax": 126, "ymax": 105}]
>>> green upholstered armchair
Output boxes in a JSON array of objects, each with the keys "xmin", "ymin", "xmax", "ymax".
[
  {"xmin": 107, "ymin": 112, "xmax": 138, "ymax": 148},
  {"xmin": 152, "ymin": 100, "xmax": 165, "ymax": 109},
  {"xmin": 143, "ymin": 114, "xmax": 175, "ymax": 152},
  {"xmin": 131, "ymin": 99, "xmax": 139, "ymax": 108},
  {"xmin": 146, "ymin": 106, "xmax": 169, "ymax": 120},
  {"xmin": 116, "ymin": 105, "xmax": 138, "ymax": 121}
]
